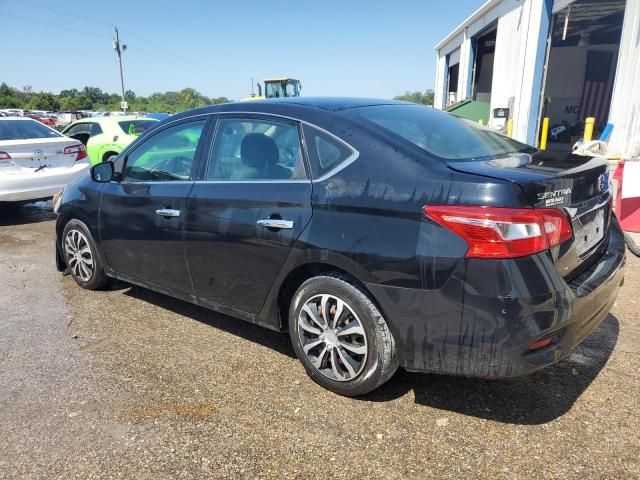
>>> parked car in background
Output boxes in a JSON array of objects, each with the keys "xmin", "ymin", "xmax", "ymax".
[
  {"xmin": 61, "ymin": 115, "xmax": 158, "ymax": 165},
  {"xmin": 36, "ymin": 114, "xmax": 58, "ymax": 127},
  {"xmin": 0, "ymin": 109, "xmax": 25, "ymax": 117},
  {"xmin": 0, "ymin": 117, "xmax": 89, "ymax": 203},
  {"xmin": 54, "ymin": 98, "xmax": 625, "ymax": 396},
  {"xmin": 55, "ymin": 111, "xmax": 89, "ymax": 129}
]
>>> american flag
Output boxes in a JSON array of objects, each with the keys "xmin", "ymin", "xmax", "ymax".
[{"xmin": 579, "ymin": 51, "xmax": 614, "ymax": 127}]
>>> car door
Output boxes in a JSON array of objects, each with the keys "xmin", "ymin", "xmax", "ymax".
[
  {"xmin": 184, "ymin": 114, "xmax": 312, "ymax": 314},
  {"xmin": 85, "ymin": 122, "xmax": 104, "ymax": 163},
  {"xmin": 99, "ymin": 116, "xmax": 210, "ymax": 295}
]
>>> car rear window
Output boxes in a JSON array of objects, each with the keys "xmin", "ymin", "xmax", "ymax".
[
  {"xmin": 0, "ymin": 119, "xmax": 62, "ymax": 141},
  {"xmin": 340, "ymin": 104, "xmax": 536, "ymax": 161},
  {"xmin": 118, "ymin": 120, "xmax": 156, "ymax": 136}
]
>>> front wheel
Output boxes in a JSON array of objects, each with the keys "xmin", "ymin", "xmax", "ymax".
[
  {"xmin": 62, "ymin": 219, "xmax": 110, "ymax": 290},
  {"xmin": 289, "ymin": 274, "xmax": 398, "ymax": 396}
]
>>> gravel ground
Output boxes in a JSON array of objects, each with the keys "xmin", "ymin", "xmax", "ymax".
[{"xmin": 0, "ymin": 203, "xmax": 638, "ymax": 479}]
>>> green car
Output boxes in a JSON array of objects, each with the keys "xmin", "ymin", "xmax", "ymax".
[{"xmin": 61, "ymin": 116, "xmax": 159, "ymax": 165}]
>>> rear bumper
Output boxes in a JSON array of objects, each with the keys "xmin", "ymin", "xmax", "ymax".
[
  {"xmin": 0, "ymin": 163, "xmax": 89, "ymax": 202},
  {"xmin": 367, "ymin": 220, "xmax": 626, "ymax": 378}
]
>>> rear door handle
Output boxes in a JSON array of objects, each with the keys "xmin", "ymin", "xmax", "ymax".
[
  {"xmin": 156, "ymin": 208, "xmax": 181, "ymax": 218},
  {"xmin": 257, "ymin": 219, "xmax": 294, "ymax": 229}
]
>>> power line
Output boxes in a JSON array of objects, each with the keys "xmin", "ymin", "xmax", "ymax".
[
  {"xmin": 28, "ymin": 0, "xmax": 115, "ymax": 28},
  {"xmin": 5, "ymin": 13, "xmax": 111, "ymax": 40}
]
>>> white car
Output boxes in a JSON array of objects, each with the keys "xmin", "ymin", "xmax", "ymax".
[{"xmin": 0, "ymin": 118, "xmax": 90, "ymax": 203}]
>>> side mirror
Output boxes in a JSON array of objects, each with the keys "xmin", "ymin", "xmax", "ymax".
[{"xmin": 91, "ymin": 161, "xmax": 114, "ymax": 183}]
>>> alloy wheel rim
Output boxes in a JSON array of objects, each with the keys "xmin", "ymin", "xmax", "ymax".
[
  {"xmin": 64, "ymin": 230, "xmax": 94, "ymax": 282},
  {"xmin": 297, "ymin": 294, "xmax": 368, "ymax": 382}
]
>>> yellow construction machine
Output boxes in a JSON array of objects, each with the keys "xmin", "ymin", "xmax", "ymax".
[{"xmin": 241, "ymin": 78, "xmax": 302, "ymax": 101}]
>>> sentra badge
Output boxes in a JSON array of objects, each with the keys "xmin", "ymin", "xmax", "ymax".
[{"xmin": 537, "ymin": 188, "xmax": 571, "ymax": 206}]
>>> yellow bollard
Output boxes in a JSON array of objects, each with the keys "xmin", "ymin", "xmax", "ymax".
[
  {"xmin": 540, "ymin": 117, "xmax": 549, "ymax": 150},
  {"xmin": 584, "ymin": 117, "xmax": 595, "ymax": 142},
  {"xmin": 507, "ymin": 118, "xmax": 513, "ymax": 138},
  {"xmin": 478, "ymin": 119, "xmax": 484, "ymax": 126}
]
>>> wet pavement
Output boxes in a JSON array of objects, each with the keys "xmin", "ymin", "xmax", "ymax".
[{"xmin": 0, "ymin": 203, "xmax": 638, "ymax": 479}]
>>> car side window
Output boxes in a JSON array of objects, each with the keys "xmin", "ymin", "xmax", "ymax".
[
  {"xmin": 122, "ymin": 120, "xmax": 205, "ymax": 182},
  {"xmin": 206, "ymin": 118, "xmax": 307, "ymax": 181},
  {"xmin": 302, "ymin": 125, "xmax": 355, "ymax": 179},
  {"xmin": 65, "ymin": 123, "xmax": 92, "ymax": 136},
  {"xmin": 90, "ymin": 123, "xmax": 103, "ymax": 136}
]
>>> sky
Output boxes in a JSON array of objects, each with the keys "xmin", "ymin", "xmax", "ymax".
[{"xmin": 0, "ymin": 0, "xmax": 485, "ymax": 100}]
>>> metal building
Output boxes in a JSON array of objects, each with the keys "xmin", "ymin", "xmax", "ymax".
[{"xmin": 434, "ymin": 0, "xmax": 640, "ymax": 162}]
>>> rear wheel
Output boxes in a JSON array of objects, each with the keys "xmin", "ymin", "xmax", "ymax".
[
  {"xmin": 289, "ymin": 273, "xmax": 398, "ymax": 396},
  {"xmin": 62, "ymin": 219, "xmax": 110, "ymax": 290}
]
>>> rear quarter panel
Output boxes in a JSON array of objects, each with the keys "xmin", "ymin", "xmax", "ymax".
[{"xmin": 258, "ymin": 113, "xmax": 534, "ymax": 351}]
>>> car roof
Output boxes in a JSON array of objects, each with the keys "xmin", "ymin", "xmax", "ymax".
[
  {"xmin": 74, "ymin": 115, "xmax": 158, "ymax": 125},
  {"xmin": 230, "ymin": 97, "xmax": 407, "ymax": 112},
  {"xmin": 168, "ymin": 97, "xmax": 412, "ymax": 124}
]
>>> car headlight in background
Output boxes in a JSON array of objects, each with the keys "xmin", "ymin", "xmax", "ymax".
[{"xmin": 52, "ymin": 187, "xmax": 65, "ymax": 213}]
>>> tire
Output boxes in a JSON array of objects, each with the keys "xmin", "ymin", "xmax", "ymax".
[
  {"xmin": 624, "ymin": 233, "xmax": 640, "ymax": 257},
  {"xmin": 289, "ymin": 273, "xmax": 398, "ymax": 396},
  {"xmin": 61, "ymin": 219, "xmax": 110, "ymax": 290}
]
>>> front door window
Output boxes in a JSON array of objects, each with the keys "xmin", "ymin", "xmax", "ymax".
[{"xmin": 123, "ymin": 120, "xmax": 205, "ymax": 182}]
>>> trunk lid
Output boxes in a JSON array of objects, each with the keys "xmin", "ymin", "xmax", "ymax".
[
  {"xmin": 0, "ymin": 137, "xmax": 81, "ymax": 175},
  {"xmin": 447, "ymin": 151, "xmax": 612, "ymax": 278}
]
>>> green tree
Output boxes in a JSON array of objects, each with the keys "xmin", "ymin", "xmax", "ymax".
[
  {"xmin": 394, "ymin": 90, "xmax": 435, "ymax": 106},
  {"xmin": 0, "ymin": 83, "xmax": 25, "ymax": 108},
  {"xmin": 59, "ymin": 88, "xmax": 79, "ymax": 98},
  {"xmin": 0, "ymin": 83, "xmax": 230, "ymax": 113},
  {"xmin": 28, "ymin": 92, "xmax": 60, "ymax": 111}
]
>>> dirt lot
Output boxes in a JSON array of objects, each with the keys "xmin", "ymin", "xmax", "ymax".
[{"xmin": 0, "ymin": 203, "xmax": 638, "ymax": 479}]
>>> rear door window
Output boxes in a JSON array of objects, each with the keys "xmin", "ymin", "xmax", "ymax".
[
  {"xmin": 302, "ymin": 125, "xmax": 355, "ymax": 179},
  {"xmin": 206, "ymin": 118, "xmax": 307, "ymax": 181},
  {"xmin": 118, "ymin": 120, "xmax": 156, "ymax": 136}
]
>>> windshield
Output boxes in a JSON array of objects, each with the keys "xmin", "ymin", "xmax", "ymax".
[
  {"xmin": 265, "ymin": 80, "xmax": 300, "ymax": 98},
  {"xmin": 340, "ymin": 105, "xmax": 536, "ymax": 161},
  {"xmin": 0, "ymin": 119, "xmax": 62, "ymax": 141},
  {"xmin": 118, "ymin": 120, "xmax": 157, "ymax": 136}
]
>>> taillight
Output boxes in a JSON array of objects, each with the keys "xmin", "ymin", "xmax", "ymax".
[
  {"xmin": 63, "ymin": 144, "xmax": 87, "ymax": 161},
  {"xmin": 0, "ymin": 151, "xmax": 12, "ymax": 161},
  {"xmin": 424, "ymin": 205, "xmax": 573, "ymax": 259}
]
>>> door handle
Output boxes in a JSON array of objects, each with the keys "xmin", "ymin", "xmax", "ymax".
[
  {"xmin": 257, "ymin": 219, "xmax": 294, "ymax": 229},
  {"xmin": 155, "ymin": 208, "xmax": 181, "ymax": 218}
]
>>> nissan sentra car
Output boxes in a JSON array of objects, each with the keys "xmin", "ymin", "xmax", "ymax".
[{"xmin": 53, "ymin": 98, "xmax": 625, "ymax": 396}]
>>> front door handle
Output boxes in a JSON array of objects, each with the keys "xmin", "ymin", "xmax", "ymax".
[
  {"xmin": 257, "ymin": 219, "xmax": 294, "ymax": 229},
  {"xmin": 156, "ymin": 208, "xmax": 181, "ymax": 218}
]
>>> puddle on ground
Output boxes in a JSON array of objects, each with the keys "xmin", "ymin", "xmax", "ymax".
[{"xmin": 0, "ymin": 201, "xmax": 56, "ymax": 226}]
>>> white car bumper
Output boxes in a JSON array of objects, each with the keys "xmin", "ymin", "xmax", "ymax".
[{"xmin": 0, "ymin": 163, "xmax": 90, "ymax": 202}]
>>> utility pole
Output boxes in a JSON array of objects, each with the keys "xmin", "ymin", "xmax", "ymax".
[{"xmin": 113, "ymin": 27, "xmax": 127, "ymax": 114}]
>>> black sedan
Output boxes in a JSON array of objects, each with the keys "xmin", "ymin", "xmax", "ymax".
[{"xmin": 54, "ymin": 98, "xmax": 625, "ymax": 396}]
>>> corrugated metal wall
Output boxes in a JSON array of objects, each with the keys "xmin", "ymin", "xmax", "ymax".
[
  {"xmin": 608, "ymin": 0, "xmax": 640, "ymax": 160},
  {"xmin": 491, "ymin": 0, "xmax": 530, "ymax": 140},
  {"xmin": 435, "ymin": 0, "xmax": 551, "ymax": 144},
  {"xmin": 435, "ymin": 0, "xmax": 637, "ymax": 153}
]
